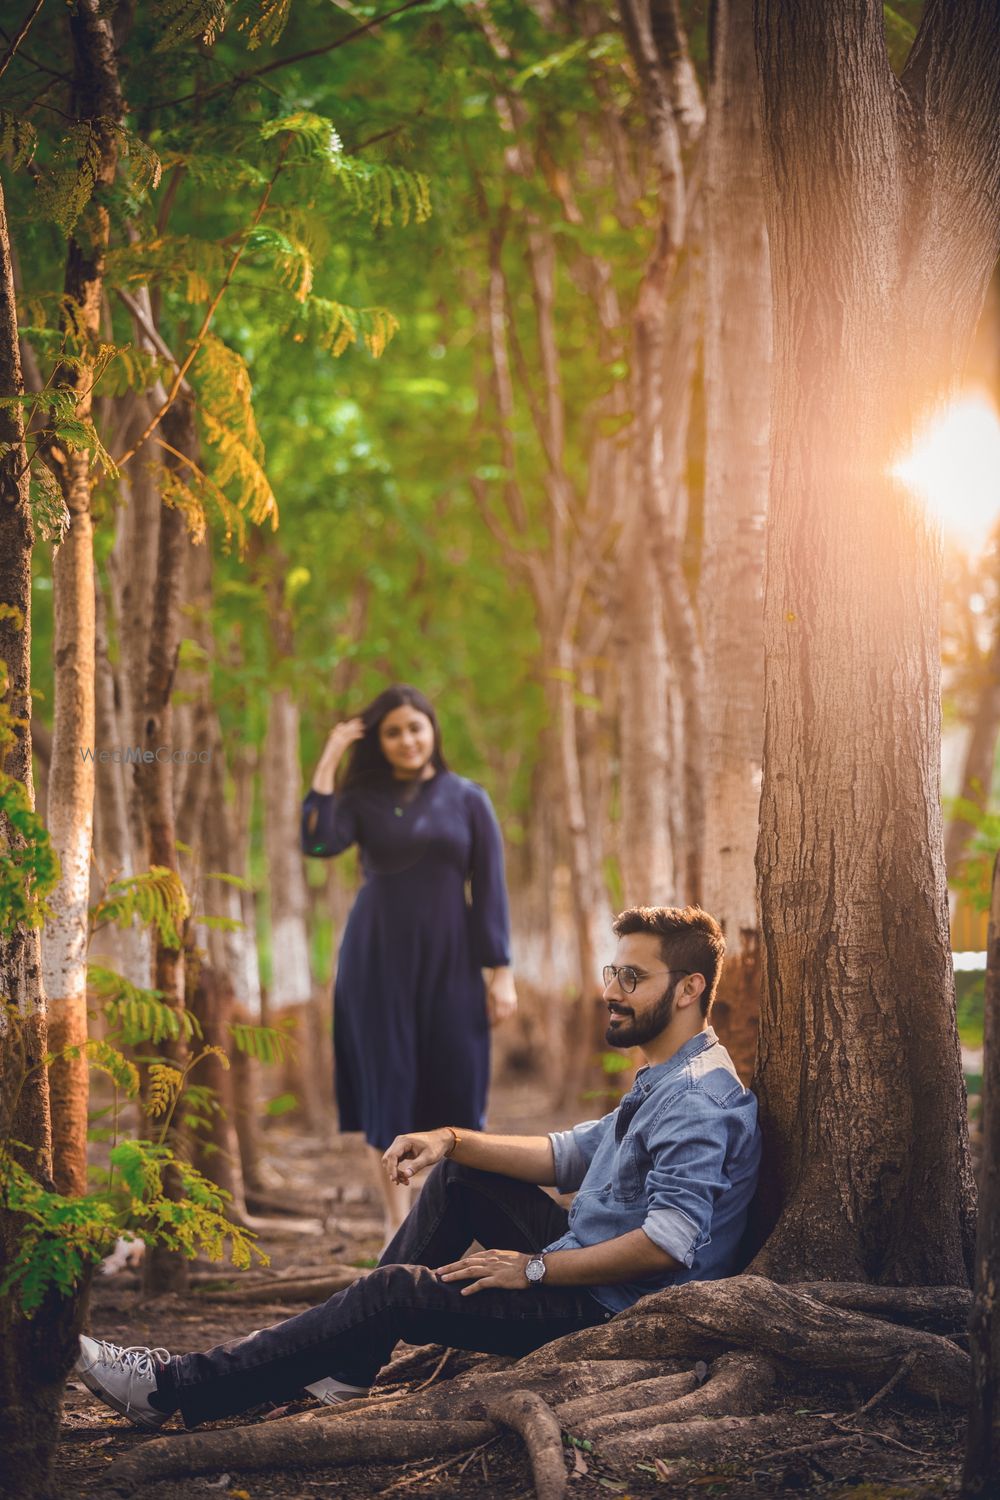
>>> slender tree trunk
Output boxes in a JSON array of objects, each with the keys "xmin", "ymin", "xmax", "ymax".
[
  {"xmin": 186, "ymin": 954, "xmax": 247, "ymax": 1217},
  {"xmin": 551, "ymin": 631, "xmax": 606, "ymax": 1108},
  {"xmin": 43, "ymin": 0, "xmax": 124, "ymax": 1197},
  {"xmin": 0, "ymin": 175, "xmax": 88, "ymax": 1500},
  {"xmin": 616, "ymin": 529, "xmax": 677, "ymax": 907},
  {"xmin": 962, "ymin": 852, "xmax": 1000, "ymax": 1496},
  {"xmin": 263, "ymin": 685, "xmax": 327, "ymax": 1129},
  {"xmin": 750, "ymin": 0, "xmax": 1000, "ymax": 1284},
  {"xmin": 136, "ymin": 397, "xmax": 195, "ymax": 1295},
  {"xmin": 699, "ymin": 0, "xmax": 769, "ymax": 1083}
]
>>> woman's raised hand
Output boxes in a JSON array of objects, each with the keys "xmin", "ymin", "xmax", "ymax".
[{"xmin": 324, "ymin": 717, "xmax": 365, "ymax": 763}]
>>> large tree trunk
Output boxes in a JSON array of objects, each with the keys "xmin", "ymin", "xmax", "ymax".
[
  {"xmin": 699, "ymin": 0, "xmax": 770, "ymax": 1084},
  {"xmin": 42, "ymin": 0, "xmax": 124, "ymax": 1199},
  {"xmin": 750, "ymin": 0, "xmax": 1000, "ymax": 1284},
  {"xmin": 0, "ymin": 175, "xmax": 88, "ymax": 1500}
]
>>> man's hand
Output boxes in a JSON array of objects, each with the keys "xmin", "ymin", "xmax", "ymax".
[
  {"xmin": 381, "ymin": 1128, "xmax": 452, "ymax": 1185},
  {"xmin": 436, "ymin": 1249, "xmax": 531, "ymax": 1294}
]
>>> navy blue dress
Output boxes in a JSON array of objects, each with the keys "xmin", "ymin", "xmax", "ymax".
[{"xmin": 301, "ymin": 771, "xmax": 512, "ymax": 1150}]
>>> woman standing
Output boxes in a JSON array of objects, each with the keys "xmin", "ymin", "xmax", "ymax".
[{"xmin": 302, "ymin": 684, "xmax": 516, "ymax": 1241}]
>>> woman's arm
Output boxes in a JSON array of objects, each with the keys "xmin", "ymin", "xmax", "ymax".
[
  {"xmin": 302, "ymin": 719, "xmax": 365, "ymax": 857},
  {"xmin": 310, "ymin": 718, "xmax": 364, "ymax": 794}
]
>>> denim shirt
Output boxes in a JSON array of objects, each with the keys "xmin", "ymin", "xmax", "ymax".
[{"xmin": 544, "ymin": 1027, "xmax": 761, "ymax": 1314}]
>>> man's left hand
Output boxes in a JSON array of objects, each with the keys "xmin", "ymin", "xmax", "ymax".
[{"xmin": 436, "ymin": 1249, "xmax": 531, "ymax": 1294}]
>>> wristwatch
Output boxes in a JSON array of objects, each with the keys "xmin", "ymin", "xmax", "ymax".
[{"xmin": 525, "ymin": 1253, "xmax": 547, "ymax": 1284}]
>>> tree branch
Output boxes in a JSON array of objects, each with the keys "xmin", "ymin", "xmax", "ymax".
[
  {"xmin": 152, "ymin": 0, "xmax": 430, "ymax": 111},
  {"xmin": 113, "ymin": 138, "xmax": 291, "ymax": 472},
  {"xmin": 0, "ymin": 0, "xmax": 48, "ymax": 85}
]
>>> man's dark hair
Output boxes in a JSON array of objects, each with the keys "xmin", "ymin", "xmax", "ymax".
[{"xmin": 611, "ymin": 906, "xmax": 725, "ymax": 1017}]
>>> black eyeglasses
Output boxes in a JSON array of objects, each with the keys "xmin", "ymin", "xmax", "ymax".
[{"xmin": 602, "ymin": 965, "xmax": 691, "ymax": 996}]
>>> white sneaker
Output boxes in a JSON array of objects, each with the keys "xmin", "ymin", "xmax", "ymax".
[
  {"xmin": 75, "ymin": 1335, "xmax": 174, "ymax": 1431},
  {"xmin": 303, "ymin": 1375, "xmax": 370, "ymax": 1405}
]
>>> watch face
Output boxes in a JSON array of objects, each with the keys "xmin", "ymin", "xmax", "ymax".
[{"xmin": 526, "ymin": 1256, "xmax": 544, "ymax": 1282}]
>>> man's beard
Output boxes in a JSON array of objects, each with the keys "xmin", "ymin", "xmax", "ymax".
[{"xmin": 605, "ymin": 982, "xmax": 676, "ymax": 1049}]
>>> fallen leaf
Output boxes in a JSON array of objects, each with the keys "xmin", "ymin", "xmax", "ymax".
[{"xmin": 572, "ymin": 1446, "xmax": 589, "ymax": 1476}]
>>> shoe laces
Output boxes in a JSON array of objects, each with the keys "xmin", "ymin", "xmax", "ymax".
[{"xmin": 95, "ymin": 1341, "xmax": 171, "ymax": 1379}]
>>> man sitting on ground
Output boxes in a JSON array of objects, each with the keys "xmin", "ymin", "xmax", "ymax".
[{"xmin": 76, "ymin": 905, "xmax": 762, "ymax": 1431}]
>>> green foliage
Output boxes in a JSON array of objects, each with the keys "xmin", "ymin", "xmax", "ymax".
[
  {"xmin": 90, "ymin": 965, "xmax": 203, "ymax": 1046},
  {"xmin": 0, "ymin": 663, "xmax": 60, "ymax": 932},
  {"xmin": 883, "ymin": 5, "xmax": 918, "ymax": 74},
  {"xmin": 956, "ymin": 968, "xmax": 984, "ymax": 1048},
  {"xmin": 0, "ymin": 1156, "xmax": 119, "ymax": 1314},
  {"xmin": 945, "ymin": 796, "xmax": 1000, "ymax": 913},
  {"xmin": 264, "ymin": 1091, "xmax": 298, "ymax": 1117},
  {"xmin": 91, "ymin": 866, "xmax": 192, "ymax": 948},
  {"xmin": 0, "ymin": 109, "xmax": 38, "ymax": 169},
  {"xmin": 150, "ymin": 0, "xmax": 228, "ymax": 50},
  {"xmin": 229, "ymin": 1019, "xmax": 294, "ymax": 1065},
  {"xmin": 194, "ymin": 334, "xmax": 278, "ymax": 527},
  {"xmin": 0, "ymin": 1018, "xmax": 266, "ymax": 1317}
]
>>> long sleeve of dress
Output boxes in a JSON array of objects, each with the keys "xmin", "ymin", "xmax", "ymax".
[
  {"xmin": 301, "ymin": 788, "xmax": 358, "ymax": 858},
  {"xmin": 466, "ymin": 783, "xmax": 512, "ymax": 967}
]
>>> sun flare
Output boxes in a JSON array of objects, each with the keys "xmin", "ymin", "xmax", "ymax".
[{"xmin": 892, "ymin": 388, "xmax": 1000, "ymax": 553}]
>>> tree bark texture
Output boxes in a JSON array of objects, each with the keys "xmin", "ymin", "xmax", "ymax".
[
  {"xmin": 699, "ymin": 0, "xmax": 769, "ymax": 1084},
  {"xmin": 43, "ymin": 0, "xmax": 124, "ymax": 1198},
  {"xmin": 751, "ymin": 0, "xmax": 1000, "ymax": 1284},
  {"xmin": 0, "ymin": 174, "xmax": 88, "ymax": 1500},
  {"xmin": 962, "ymin": 853, "xmax": 1000, "ymax": 1497}
]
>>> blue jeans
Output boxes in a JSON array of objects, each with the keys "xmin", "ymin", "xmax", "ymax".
[{"xmin": 159, "ymin": 1162, "xmax": 611, "ymax": 1427}]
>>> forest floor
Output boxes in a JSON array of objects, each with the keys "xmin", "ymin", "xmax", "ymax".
[{"xmin": 55, "ymin": 1072, "xmax": 971, "ymax": 1500}]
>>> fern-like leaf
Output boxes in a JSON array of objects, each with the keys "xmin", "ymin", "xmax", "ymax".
[
  {"xmin": 237, "ymin": 0, "xmax": 293, "ymax": 49},
  {"xmin": 91, "ymin": 866, "xmax": 191, "ymax": 948},
  {"xmin": 89, "ymin": 965, "xmax": 203, "ymax": 1046},
  {"xmin": 294, "ymin": 297, "xmax": 400, "ymax": 359},
  {"xmin": 146, "ymin": 1063, "xmax": 184, "ymax": 1119},
  {"xmin": 228, "ymin": 1020, "xmax": 295, "ymax": 1066},
  {"xmin": 194, "ymin": 334, "xmax": 278, "ymax": 527},
  {"xmin": 152, "ymin": 0, "xmax": 228, "ymax": 50},
  {"xmin": 0, "ymin": 109, "xmax": 38, "ymax": 170}
]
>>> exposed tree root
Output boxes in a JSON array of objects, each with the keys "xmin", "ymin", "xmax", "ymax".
[
  {"xmin": 581, "ymin": 1351, "xmax": 776, "ymax": 1438},
  {"xmin": 483, "ymin": 1391, "xmax": 566, "ymax": 1500},
  {"xmin": 96, "ymin": 1415, "xmax": 493, "ymax": 1496},
  {"xmin": 93, "ymin": 1275, "xmax": 971, "ymax": 1500},
  {"xmin": 520, "ymin": 1274, "xmax": 969, "ymax": 1406},
  {"xmin": 597, "ymin": 1411, "xmax": 821, "ymax": 1462},
  {"xmin": 793, "ymin": 1281, "xmax": 972, "ymax": 1335},
  {"xmin": 377, "ymin": 1358, "xmax": 677, "ymax": 1422},
  {"xmin": 550, "ymin": 1367, "xmax": 699, "ymax": 1425}
]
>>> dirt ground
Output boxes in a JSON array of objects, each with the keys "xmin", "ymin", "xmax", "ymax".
[{"xmin": 55, "ymin": 1075, "xmax": 971, "ymax": 1500}]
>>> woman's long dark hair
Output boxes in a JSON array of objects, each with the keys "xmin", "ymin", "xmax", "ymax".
[{"xmin": 337, "ymin": 684, "xmax": 449, "ymax": 793}]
